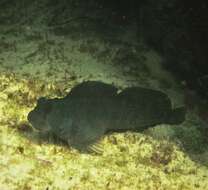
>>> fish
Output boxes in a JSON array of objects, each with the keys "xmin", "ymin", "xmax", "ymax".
[{"xmin": 27, "ymin": 81, "xmax": 186, "ymax": 152}]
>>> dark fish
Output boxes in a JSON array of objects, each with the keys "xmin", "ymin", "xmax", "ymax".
[{"xmin": 27, "ymin": 81, "xmax": 186, "ymax": 151}]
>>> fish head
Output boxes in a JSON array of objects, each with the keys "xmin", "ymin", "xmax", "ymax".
[{"xmin": 27, "ymin": 97, "xmax": 53, "ymax": 132}]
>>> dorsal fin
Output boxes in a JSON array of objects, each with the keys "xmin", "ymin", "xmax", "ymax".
[
  {"xmin": 118, "ymin": 87, "xmax": 168, "ymax": 99},
  {"xmin": 67, "ymin": 81, "xmax": 118, "ymax": 98},
  {"xmin": 117, "ymin": 87, "xmax": 171, "ymax": 109}
]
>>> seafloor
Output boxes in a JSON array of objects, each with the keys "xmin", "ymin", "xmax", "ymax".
[{"xmin": 0, "ymin": 1, "xmax": 208, "ymax": 190}]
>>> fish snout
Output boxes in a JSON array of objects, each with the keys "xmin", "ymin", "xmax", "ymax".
[{"xmin": 27, "ymin": 110, "xmax": 51, "ymax": 132}]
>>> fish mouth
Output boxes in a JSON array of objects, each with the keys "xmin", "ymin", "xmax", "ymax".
[
  {"xmin": 30, "ymin": 121, "xmax": 51, "ymax": 132},
  {"xmin": 28, "ymin": 116, "xmax": 51, "ymax": 133},
  {"xmin": 30, "ymin": 124, "xmax": 51, "ymax": 132}
]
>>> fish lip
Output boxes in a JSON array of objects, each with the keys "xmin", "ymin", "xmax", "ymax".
[
  {"xmin": 33, "ymin": 127, "xmax": 50, "ymax": 133},
  {"xmin": 28, "ymin": 120, "xmax": 51, "ymax": 133}
]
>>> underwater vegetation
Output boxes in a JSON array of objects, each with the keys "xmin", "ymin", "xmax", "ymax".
[{"xmin": 0, "ymin": 73, "xmax": 208, "ymax": 189}]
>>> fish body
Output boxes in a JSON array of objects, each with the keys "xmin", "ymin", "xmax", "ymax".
[{"xmin": 27, "ymin": 81, "xmax": 185, "ymax": 151}]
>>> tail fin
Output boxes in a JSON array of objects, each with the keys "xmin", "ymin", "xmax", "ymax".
[{"xmin": 168, "ymin": 107, "xmax": 186, "ymax": 124}]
